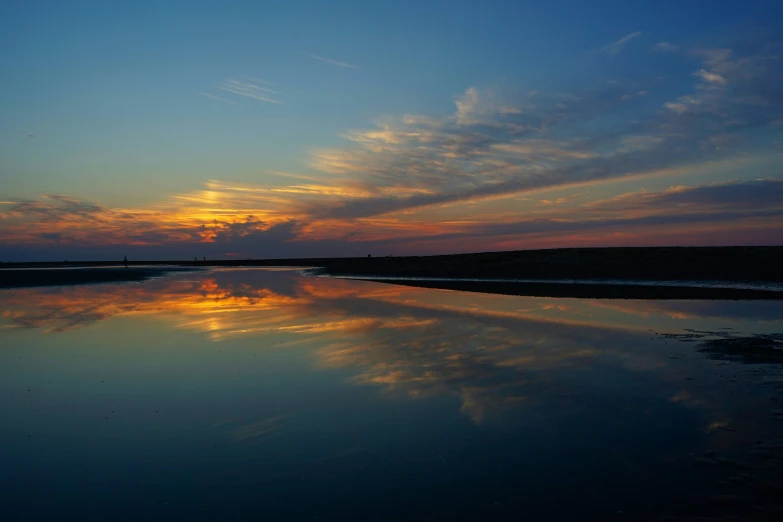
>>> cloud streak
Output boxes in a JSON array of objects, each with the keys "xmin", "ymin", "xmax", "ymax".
[
  {"xmin": 301, "ymin": 52, "xmax": 358, "ymax": 69},
  {"xmin": 597, "ymin": 31, "xmax": 642, "ymax": 55},
  {"xmin": 653, "ymin": 41, "xmax": 678, "ymax": 52},
  {"xmin": 584, "ymin": 179, "xmax": 783, "ymax": 214},
  {"xmin": 206, "ymin": 78, "xmax": 283, "ymax": 104},
  {"xmin": 201, "ymin": 92, "xmax": 234, "ymax": 103}
]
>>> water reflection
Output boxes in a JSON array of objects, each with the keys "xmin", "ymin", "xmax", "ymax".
[
  {"xmin": 3, "ymin": 268, "xmax": 782, "ymax": 335},
  {"xmin": 1, "ymin": 268, "xmax": 783, "ymax": 520},
  {"xmin": 2, "ymin": 269, "xmax": 781, "ymax": 422}
]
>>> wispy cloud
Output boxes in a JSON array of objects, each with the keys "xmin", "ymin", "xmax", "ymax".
[
  {"xmin": 2, "ymin": 195, "xmax": 108, "ymax": 223},
  {"xmin": 584, "ymin": 179, "xmax": 783, "ymax": 215},
  {"xmin": 301, "ymin": 52, "xmax": 358, "ymax": 69},
  {"xmin": 597, "ymin": 31, "xmax": 642, "ymax": 56},
  {"xmin": 537, "ymin": 193, "xmax": 584, "ymax": 206},
  {"xmin": 213, "ymin": 78, "xmax": 283, "ymax": 104},
  {"xmin": 299, "ymin": 38, "xmax": 783, "ymax": 221},
  {"xmin": 244, "ymin": 77, "xmax": 277, "ymax": 86},
  {"xmin": 694, "ymin": 69, "xmax": 727, "ymax": 85},
  {"xmin": 200, "ymin": 92, "xmax": 234, "ymax": 103},
  {"xmin": 653, "ymin": 41, "xmax": 678, "ymax": 52}
]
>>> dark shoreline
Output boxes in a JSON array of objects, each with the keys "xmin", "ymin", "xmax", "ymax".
[
  {"xmin": 2, "ymin": 246, "xmax": 782, "ymax": 298},
  {"xmin": 3, "ymin": 246, "xmax": 782, "ymax": 280}
]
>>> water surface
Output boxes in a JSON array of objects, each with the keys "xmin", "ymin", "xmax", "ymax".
[{"xmin": 2, "ymin": 268, "xmax": 782, "ymax": 521}]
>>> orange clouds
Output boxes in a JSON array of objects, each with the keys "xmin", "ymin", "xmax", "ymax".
[
  {"xmin": 3, "ymin": 174, "xmax": 782, "ymax": 260},
  {"xmin": 3, "ymin": 38, "xmax": 783, "ymax": 258}
]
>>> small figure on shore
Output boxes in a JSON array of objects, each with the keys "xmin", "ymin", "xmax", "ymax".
[{"xmin": 123, "ymin": 256, "xmax": 128, "ymax": 268}]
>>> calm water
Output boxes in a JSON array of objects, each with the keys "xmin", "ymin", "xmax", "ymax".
[{"xmin": 2, "ymin": 268, "xmax": 783, "ymax": 521}]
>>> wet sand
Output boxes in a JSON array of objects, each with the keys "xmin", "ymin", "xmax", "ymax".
[{"xmin": 660, "ymin": 330, "xmax": 783, "ymax": 520}]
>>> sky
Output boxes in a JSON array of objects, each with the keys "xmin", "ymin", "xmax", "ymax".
[{"xmin": 1, "ymin": 0, "xmax": 782, "ymax": 261}]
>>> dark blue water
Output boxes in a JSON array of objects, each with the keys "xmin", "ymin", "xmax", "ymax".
[{"xmin": 1, "ymin": 268, "xmax": 782, "ymax": 521}]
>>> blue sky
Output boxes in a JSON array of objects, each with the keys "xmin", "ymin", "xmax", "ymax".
[{"xmin": 1, "ymin": 0, "xmax": 782, "ymax": 259}]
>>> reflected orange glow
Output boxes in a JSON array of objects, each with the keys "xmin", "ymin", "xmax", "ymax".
[{"xmin": 2, "ymin": 270, "xmax": 780, "ymax": 424}]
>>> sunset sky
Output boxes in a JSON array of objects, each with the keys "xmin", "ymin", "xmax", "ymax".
[{"xmin": 2, "ymin": 0, "xmax": 782, "ymax": 261}]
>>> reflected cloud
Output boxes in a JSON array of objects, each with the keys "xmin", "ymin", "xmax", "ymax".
[
  {"xmin": 2, "ymin": 270, "xmax": 781, "ymax": 426},
  {"xmin": 226, "ymin": 416, "xmax": 289, "ymax": 442},
  {"xmin": 583, "ymin": 299, "xmax": 783, "ymax": 324}
]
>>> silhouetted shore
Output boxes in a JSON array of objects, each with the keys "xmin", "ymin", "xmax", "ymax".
[
  {"xmin": 4, "ymin": 246, "xmax": 782, "ymax": 280},
  {"xmin": 2, "ymin": 247, "xmax": 782, "ymax": 298},
  {"xmin": 316, "ymin": 246, "xmax": 783, "ymax": 281}
]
